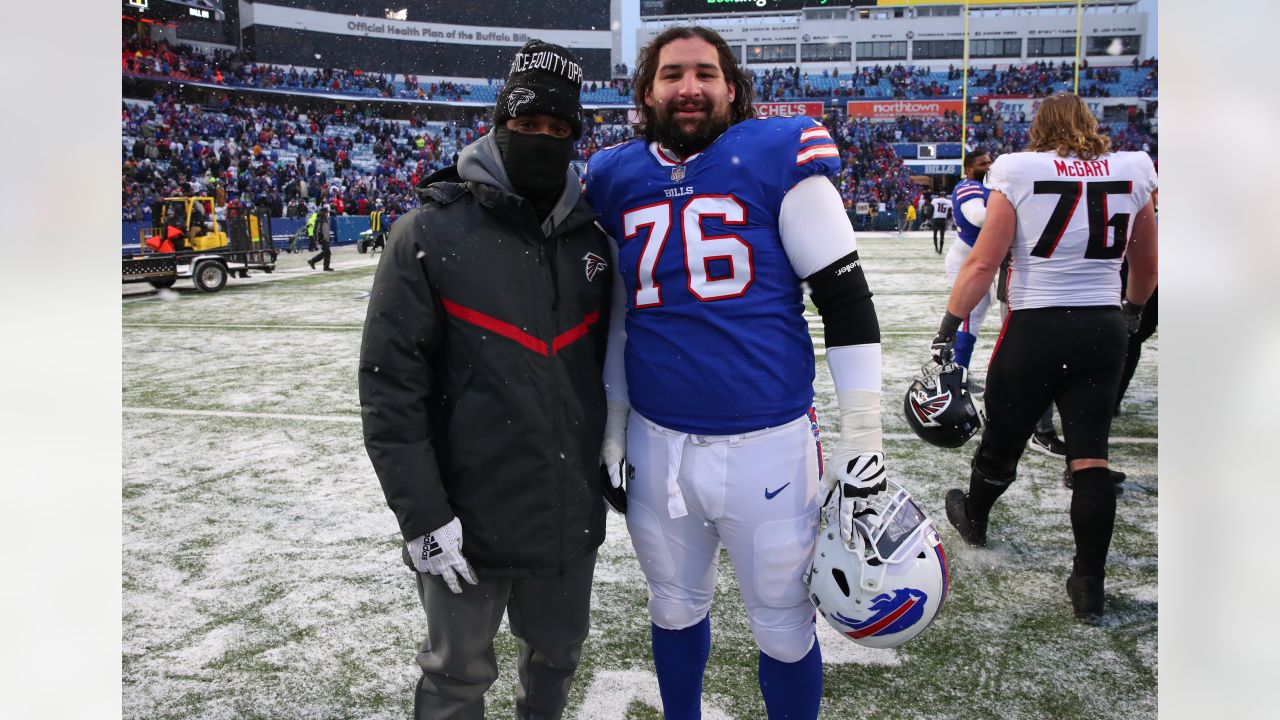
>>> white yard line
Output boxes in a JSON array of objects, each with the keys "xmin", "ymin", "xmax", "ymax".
[
  {"xmin": 123, "ymin": 323, "xmax": 364, "ymax": 330},
  {"xmin": 124, "ymin": 407, "xmax": 362, "ymax": 423},
  {"xmin": 121, "ymin": 322, "xmax": 923, "ymax": 335},
  {"xmin": 120, "ymin": 408, "xmax": 1156, "ymax": 444},
  {"xmin": 882, "ymin": 432, "xmax": 1155, "ymax": 444}
]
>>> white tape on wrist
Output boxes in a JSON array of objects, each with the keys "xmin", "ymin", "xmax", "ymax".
[{"xmin": 835, "ymin": 388, "xmax": 883, "ymax": 455}]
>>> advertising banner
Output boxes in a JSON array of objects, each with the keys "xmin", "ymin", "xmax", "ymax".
[
  {"xmin": 753, "ymin": 102, "xmax": 825, "ymax": 118},
  {"xmin": 845, "ymin": 99, "xmax": 963, "ymax": 121},
  {"xmin": 984, "ymin": 96, "xmax": 1139, "ymax": 121}
]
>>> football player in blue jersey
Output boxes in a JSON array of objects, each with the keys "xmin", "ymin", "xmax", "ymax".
[
  {"xmin": 584, "ymin": 26, "xmax": 888, "ymax": 720},
  {"xmin": 946, "ymin": 149, "xmax": 994, "ymax": 371}
]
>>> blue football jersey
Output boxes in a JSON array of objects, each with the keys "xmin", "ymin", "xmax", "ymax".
[
  {"xmin": 951, "ymin": 179, "xmax": 990, "ymax": 247},
  {"xmin": 584, "ymin": 116, "xmax": 841, "ymax": 435}
]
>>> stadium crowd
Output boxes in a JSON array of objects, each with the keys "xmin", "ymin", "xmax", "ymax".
[
  {"xmin": 121, "ymin": 36, "xmax": 1156, "ymax": 227},
  {"xmin": 122, "ymin": 91, "xmax": 1156, "ymax": 224},
  {"xmin": 124, "ymin": 37, "xmax": 1156, "ymax": 104}
]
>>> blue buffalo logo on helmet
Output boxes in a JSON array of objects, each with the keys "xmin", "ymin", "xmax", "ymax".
[
  {"xmin": 832, "ymin": 588, "xmax": 929, "ymax": 640},
  {"xmin": 907, "ymin": 387, "xmax": 952, "ymax": 428}
]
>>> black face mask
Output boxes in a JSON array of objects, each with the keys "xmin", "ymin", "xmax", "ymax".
[{"xmin": 494, "ymin": 126, "xmax": 574, "ymax": 217}]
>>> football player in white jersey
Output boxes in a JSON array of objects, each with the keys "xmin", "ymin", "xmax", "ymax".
[
  {"xmin": 586, "ymin": 25, "xmax": 890, "ymax": 719},
  {"xmin": 930, "ymin": 93, "xmax": 1157, "ymax": 622},
  {"xmin": 930, "ymin": 193, "xmax": 953, "ymax": 254}
]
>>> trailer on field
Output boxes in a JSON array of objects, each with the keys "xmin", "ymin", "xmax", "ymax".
[{"xmin": 122, "ymin": 197, "xmax": 277, "ymax": 292}]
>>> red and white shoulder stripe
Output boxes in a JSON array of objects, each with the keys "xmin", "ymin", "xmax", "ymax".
[{"xmin": 796, "ymin": 126, "xmax": 839, "ymax": 166}]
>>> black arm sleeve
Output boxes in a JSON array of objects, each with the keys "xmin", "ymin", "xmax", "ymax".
[
  {"xmin": 805, "ymin": 250, "xmax": 881, "ymax": 348},
  {"xmin": 358, "ymin": 212, "xmax": 453, "ymax": 542}
]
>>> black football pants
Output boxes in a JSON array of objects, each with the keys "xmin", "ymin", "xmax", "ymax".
[{"xmin": 978, "ymin": 306, "xmax": 1127, "ymax": 466}]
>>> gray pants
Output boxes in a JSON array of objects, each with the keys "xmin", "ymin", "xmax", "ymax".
[{"xmin": 411, "ymin": 550, "xmax": 597, "ymax": 720}]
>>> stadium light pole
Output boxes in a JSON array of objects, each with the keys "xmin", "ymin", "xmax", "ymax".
[
  {"xmin": 1073, "ymin": 0, "xmax": 1084, "ymax": 94},
  {"xmin": 961, "ymin": 0, "xmax": 971, "ymax": 167}
]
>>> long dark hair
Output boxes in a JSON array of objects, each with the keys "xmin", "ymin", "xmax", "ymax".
[{"xmin": 631, "ymin": 26, "xmax": 756, "ymax": 141}]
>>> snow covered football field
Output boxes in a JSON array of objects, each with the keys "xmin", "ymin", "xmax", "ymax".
[{"xmin": 122, "ymin": 232, "xmax": 1158, "ymax": 719}]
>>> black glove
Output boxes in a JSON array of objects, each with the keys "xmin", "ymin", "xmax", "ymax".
[
  {"xmin": 932, "ymin": 312, "xmax": 962, "ymax": 365},
  {"xmin": 1121, "ymin": 300, "xmax": 1143, "ymax": 335},
  {"xmin": 601, "ymin": 458, "xmax": 628, "ymax": 515}
]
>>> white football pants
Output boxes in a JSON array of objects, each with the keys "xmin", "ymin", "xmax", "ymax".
[
  {"xmin": 944, "ymin": 240, "xmax": 996, "ymax": 338},
  {"xmin": 625, "ymin": 410, "xmax": 821, "ymax": 663}
]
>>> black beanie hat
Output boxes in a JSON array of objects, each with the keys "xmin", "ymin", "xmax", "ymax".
[{"xmin": 494, "ymin": 40, "xmax": 584, "ymax": 139}]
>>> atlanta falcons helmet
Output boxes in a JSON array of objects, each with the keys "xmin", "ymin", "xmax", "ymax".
[
  {"xmin": 805, "ymin": 480, "xmax": 949, "ymax": 649},
  {"xmin": 903, "ymin": 361, "xmax": 983, "ymax": 448}
]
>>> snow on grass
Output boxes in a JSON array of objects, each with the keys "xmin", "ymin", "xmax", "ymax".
[{"xmin": 123, "ymin": 235, "xmax": 1157, "ymax": 719}]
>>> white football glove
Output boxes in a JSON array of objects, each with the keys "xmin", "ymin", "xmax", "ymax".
[
  {"xmin": 823, "ymin": 450, "xmax": 887, "ymax": 546},
  {"xmin": 599, "ymin": 400, "xmax": 629, "ymax": 514},
  {"xmin": 406, "ymin": 517, "xmax": 478, "ymax": 594}
]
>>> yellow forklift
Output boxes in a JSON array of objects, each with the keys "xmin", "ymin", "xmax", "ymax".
[{"xmin": 122, "ymin": 197, "xmax": 278, "ymax": 292}]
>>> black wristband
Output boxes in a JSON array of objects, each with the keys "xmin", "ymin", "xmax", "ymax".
[
  {"xmin": 938, "ymin": 312, "xmax": 962, "ymax": 338},
  {"xmin": 1121, "ymin": 300, "xmax": 1144, "ymax": 315}
]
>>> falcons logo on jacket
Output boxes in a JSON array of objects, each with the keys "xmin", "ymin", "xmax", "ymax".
[
  {"xmin": 583, "ymin": 252, "xmax": 608, "ymax": 282},
  {"xmin": 907, "ymin": 388, "xmax": 952, "ymax": 428}
]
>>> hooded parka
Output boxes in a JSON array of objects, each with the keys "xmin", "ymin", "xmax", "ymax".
[{"xmin": 359, "ymin": 133, "xmax": 613, "ymax": 577}]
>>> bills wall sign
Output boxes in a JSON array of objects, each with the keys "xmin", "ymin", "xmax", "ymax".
[
  {"xmin": 833, "ymin": 588, "xmax": 929, "ymax": 639},
  {"xmin": 907, "ymin": 387, "xmax": 952, "ymax": 428}
]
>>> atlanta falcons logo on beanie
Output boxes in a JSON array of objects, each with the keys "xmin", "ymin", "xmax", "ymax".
[
  {"xmin": 494, "ymin": 40, "xmax": 585, "ymax": 139},
  {"xmin": 506, "ymin": 88, "xmax": 536, "ymax": 117}
]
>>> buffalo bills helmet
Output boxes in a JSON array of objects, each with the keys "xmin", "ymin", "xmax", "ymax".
[
  {"xmin": 805, "ymin": 479, "xmax": 949, "ymax": 649},
  {"xmin": 903, "ymin": 361, "xmax": 983, "ymax": 448}
]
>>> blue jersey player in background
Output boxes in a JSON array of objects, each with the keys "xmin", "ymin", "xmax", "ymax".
[
  {"xmin": 945, "ymin": 150, "xmax": 994, "ymax": 370},
  {"xmin": 585, "ymin": 26, "xmax": 890, "ymax": 720}
]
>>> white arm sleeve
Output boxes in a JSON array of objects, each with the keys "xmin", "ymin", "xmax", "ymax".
[
  {"xmin": 960, "ymin": 197, "xmax": 987, "ymax": 227},
  {"xmin": 778, "ymin": 175, "xmax": 857, "ymax": 279},
  {"xmin": 826, "ymin": 344, "xmax": 882, "ymax": 394},
  {"xmin": 778, "ymin": 178, "xmax": 883, "ymax": 457}
]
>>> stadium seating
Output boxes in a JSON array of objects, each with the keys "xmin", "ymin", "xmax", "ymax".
[
  {"xmin": 121, "ymin": 36, "xmax": 1156, "ymax": 229},
  {"xmin": 125, "ymin": 38, "xmax": 1155, "ymax": 104}
]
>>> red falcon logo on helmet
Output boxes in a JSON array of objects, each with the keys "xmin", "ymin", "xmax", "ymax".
[
  {"xmin": 583, "ymin": 252, "xmax": 607, "ymax": 282},
  {"xmin": 908, "ymin": 388, "xmax": 953, "ymax": 428}
]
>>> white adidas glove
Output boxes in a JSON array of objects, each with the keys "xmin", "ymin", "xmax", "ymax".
[
  {"xmin": 821, "ymin": 387, "xmax": 887, "ymax": 545},
  {"xmin": 822, "ymin": 451, "xmax": 887, "ymax": 546},
  {"xmin": 406, "ymin": 517, "xmax": 478, "ymax": 594},
  {"xmin": 599, "ymin": 400, "xmax": 629, "ymax": 514}
]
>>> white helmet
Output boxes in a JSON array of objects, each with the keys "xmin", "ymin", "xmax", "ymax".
[{"xmin": 805, "ymin": 480, "xmax": 950, "ymax": 649}]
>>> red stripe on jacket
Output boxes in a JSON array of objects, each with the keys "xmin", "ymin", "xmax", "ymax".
[{"xmin": 441, "ymin": 298, "xmax": 599, "ymax": 357}]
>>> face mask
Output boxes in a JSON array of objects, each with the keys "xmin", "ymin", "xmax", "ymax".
[{"xmin": 495, "ymin": 126, "xmax": 574, "ymax": 214}]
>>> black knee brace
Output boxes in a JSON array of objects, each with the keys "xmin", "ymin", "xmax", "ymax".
[
  {"xmin": 966, "ymin": 445, "xmax": 1017, "ymax": 521},
  {"xmin": 972, "ymin": 444, "xmax": 1017, "ymax": 486}
]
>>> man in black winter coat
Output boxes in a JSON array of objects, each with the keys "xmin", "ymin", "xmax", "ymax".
[{"xmin": 359, "ymin": 40, "xmax": 614, "ymax": 720}]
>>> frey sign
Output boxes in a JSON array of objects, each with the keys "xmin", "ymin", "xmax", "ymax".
[
  {"xmin": 754, "ymin": 102, "xmax": 825, "ymax": 119},
  {"xmin": 846, "ymin": 100, "xmax": 963, "ymax": 121}
]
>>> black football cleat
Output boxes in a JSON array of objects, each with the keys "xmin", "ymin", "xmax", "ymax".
[
  {"xmin": 1066, "ymin": 571, "xmax": 1105, "ymax": 623},
  {"xmin": 945, "ymin": 489, "xmax": 987, "ymax": 547}
]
